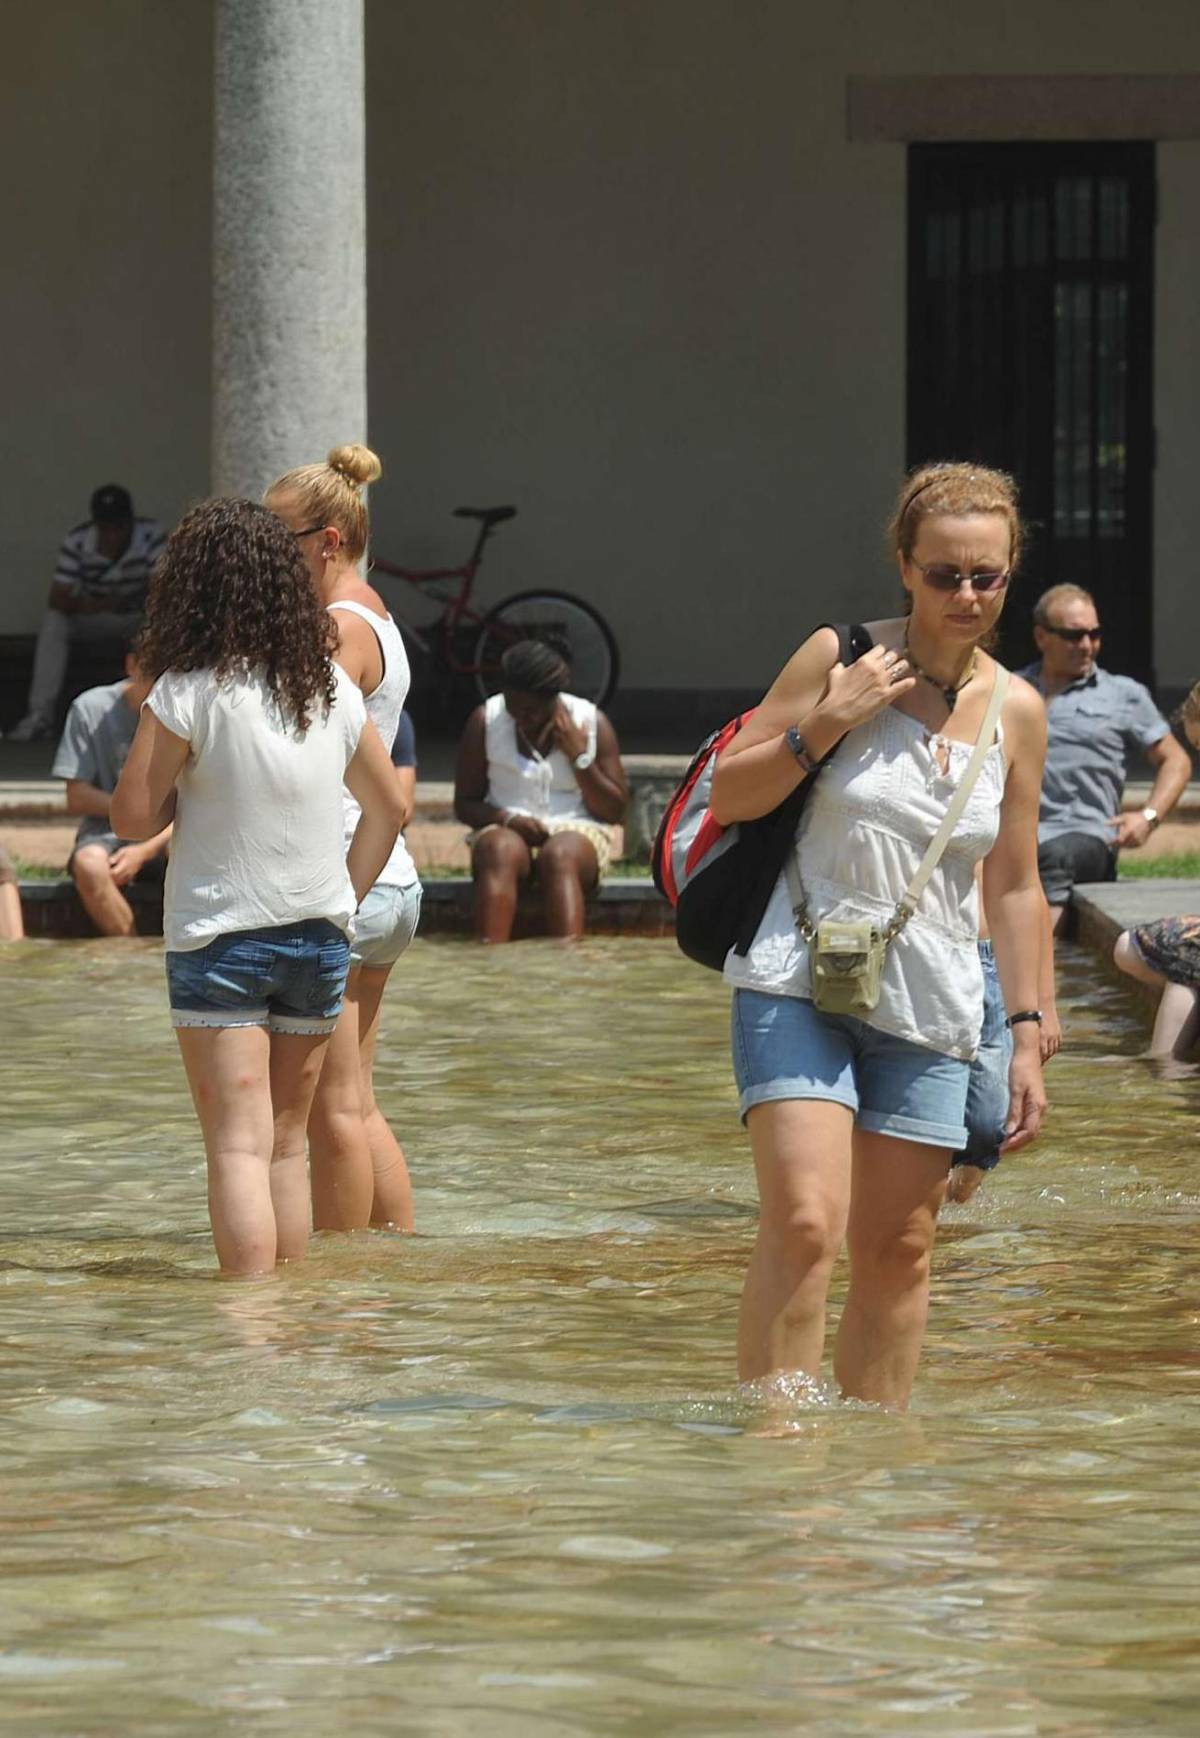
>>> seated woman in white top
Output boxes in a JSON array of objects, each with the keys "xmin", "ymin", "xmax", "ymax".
[
  {"xmin": 112, "ymin": 498, "xmax": 404, "ymax": 1277},
  {"xmin": 710, "ymin": 462, "xmax": 1048, "ymax": 1409},
  {"xmin": 454, "ymin": 639, "xmax": 628, "ymax": 943},
  {"xmin": 266, "ymin": 444, "xmax": 421, "ymax": 1238}
]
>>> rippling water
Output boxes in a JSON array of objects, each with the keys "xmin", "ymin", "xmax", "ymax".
[{"xmin": 1, "ymin": 936, "xmax": 1198, "ymax": 1734}]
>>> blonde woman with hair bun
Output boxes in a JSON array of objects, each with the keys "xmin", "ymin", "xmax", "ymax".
[{"xmin": 266, "ymin": 445, "xmax": 422, "ymax": 1237}]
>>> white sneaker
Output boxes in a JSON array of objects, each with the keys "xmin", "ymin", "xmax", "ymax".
[{"xmin": 4, "ymin": 712, "xmax": 54, "ymax": 742}]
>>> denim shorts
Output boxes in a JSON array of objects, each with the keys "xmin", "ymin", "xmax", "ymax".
[
  {"xmin": 166, "ymin": 920, "xmax": 351, "ymax": 1036},
  {"xmin": 351, "ymin": 881, "xmax": 422, "ymax": 968},
  {"xmin": 731, "ymin": 988, "xmax": 970, "ymax": 1149},
  {"xmin": 951, "ymin": 940, "xmax": 1012, "ymax": 1171}
]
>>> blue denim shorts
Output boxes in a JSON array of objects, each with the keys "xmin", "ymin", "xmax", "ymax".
[
  {"xmin": 951, "ymin": 941, "xmax": 1013, "ymax": 1171},
  {"xmin": 731, "ymin": 988, "xmax": 970, "ymax": 1149},
  {"xmin": 166, "ymin": 920, "xmax": 351, "ymax": 1036},
  {"xmin": 350, "ymin": 881, "xmax": 422, "ymax": 969}
]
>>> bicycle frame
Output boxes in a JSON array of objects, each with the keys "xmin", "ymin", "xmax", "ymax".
[{"xmin": 370, "ymin": 516, "xmax": 501, "ymax": 673}]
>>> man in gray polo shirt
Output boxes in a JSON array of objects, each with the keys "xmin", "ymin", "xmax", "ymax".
[
  {"xmin": 51, "ymin": 652, "xmax": 171, "ymax": 936},
  {"xmin": 1020, "ymin": 583, "xmax": 1191, "ymax": 932}
]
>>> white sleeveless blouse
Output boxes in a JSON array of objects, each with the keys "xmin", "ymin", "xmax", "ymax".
[
  {"xmin": 484, "ymin": 691, "xmax": 597, "ymax": 821},
  {"xmin": 723, "ymin": 706, "xmax": 1009, "ymax": 1060},
  {"xmin": 328, "ymin": 600, "xmax": 418, "ymax": 889}
]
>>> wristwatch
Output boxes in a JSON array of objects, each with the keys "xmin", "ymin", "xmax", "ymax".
[
  {"xmin": 573, "ymin": 748, "xmax": 596, "ymax": 771},
  {"xmin": 785, "ymin": 723, "xmax": 818, "ymax": 776},
  {"xmin": 1141, "ymin": 806, "xmax": 1160, "ymax": 830}
]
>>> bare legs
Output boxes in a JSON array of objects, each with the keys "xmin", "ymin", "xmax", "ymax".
[
  {"xmin": 0, "ymin": 881, "xmax": 23, "ymax": 941},
  {"xmin": 1113, "ymin": 930, "xmax": 1200, "ymax": 1059},
  {"xmin": 307, "ymin": 962, "xmax": 415, "ymax": 1232},
  {"xmin": 357, "ymin": 964, "xmax": 414, "ymax": 1229},
  {"xmin": 175, "ymin": 1025, "xmax": 329, "ymax": 1276},
  {"xmin": 738, "ymin": 1100, "xmax": 950, "ymax": 1409},
  {"xmin": 72, "ymin": 843, "xmax": 136, "ymax": 936},
  {"xmin": 738, "ymin": 1101, "xmax": 852, "ymax": 1381},
  {"xmin": 833, "ymin": 1133, "xmax": 949, "ymax": 1406},
  {"xmin": 470, "ymin": 828, "xmax": 599, "ymax": 943},
  {"xmin": 307, "ymin": 971, "xmax": 375, "ymax": 1231}
]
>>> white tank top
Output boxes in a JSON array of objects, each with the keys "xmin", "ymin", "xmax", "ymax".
[
  {"xmin": 328, "ymin": 600, "xmax": 418, "ymax": 889},
  {"xmin": 484, "ymin": 691, "xmax": 597, "ymax": 821},
  {"xmin": 724, "ymin": 706, "xmax": 1009, "ymax": 1060}
]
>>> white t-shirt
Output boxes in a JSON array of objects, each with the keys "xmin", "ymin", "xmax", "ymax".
[{"xmin": 147, "ymin": 664, "xmax": 366, "ymax": 953}]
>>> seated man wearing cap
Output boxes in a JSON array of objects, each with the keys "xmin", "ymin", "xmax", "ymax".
[{"xmin": 6, "ymin": 484, "xmax": 166, "ymax": 742}]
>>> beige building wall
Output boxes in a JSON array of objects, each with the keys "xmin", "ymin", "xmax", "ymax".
[
  {"xmin": 0, "ymin": 2, "xmax": 210, "ymax": 630},
  {"xmin": 3, "ymin": 2, "xmax": 1199, "ymax": 705}
]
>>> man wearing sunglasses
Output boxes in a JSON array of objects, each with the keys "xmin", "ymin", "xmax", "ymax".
[{"xmin": 1021, "ymin": 584, "xmax": 1191, "ymax": 932}]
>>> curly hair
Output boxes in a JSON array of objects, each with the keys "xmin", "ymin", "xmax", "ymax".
[{"xmin": 136, "ymin": 498, "xmax": 338, "ymax": 732}]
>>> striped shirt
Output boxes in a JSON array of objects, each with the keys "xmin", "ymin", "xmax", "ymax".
[{"xmin": 55, "ymin": 517, "xmax": 166, "ymax": 612}]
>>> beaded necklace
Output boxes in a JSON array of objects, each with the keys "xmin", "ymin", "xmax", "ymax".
[{"xmin": 904, "ymin": 631, "xmax": 977, "ymax": 713}]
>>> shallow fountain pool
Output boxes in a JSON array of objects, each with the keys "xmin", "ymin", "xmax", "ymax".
[{"xmin": 1, "ymin": 936, "xmax": 1198, "ymax": 1734}]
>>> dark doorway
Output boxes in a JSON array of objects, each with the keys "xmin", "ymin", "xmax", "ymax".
[{"xmin": 907, "ymin": 143, "xmax": 1155, "ymax": 681}]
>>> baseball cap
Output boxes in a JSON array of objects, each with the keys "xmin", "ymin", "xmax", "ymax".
[{"xmin": 90, "ymin": 484, "xmax": 133, "ymax": 524}]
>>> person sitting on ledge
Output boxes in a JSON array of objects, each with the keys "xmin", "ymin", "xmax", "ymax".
[
  {"xmin": 0, "ymin": 846, "xmax": 24, "ymax": 941},
  {"xmin": 455, "ymin": 639, "xmax": 627, "ymax": 942},
  {"xmin": 1018, "ymin": 583, "xmax": 1190, "ymax": 934},
  {"xmin": 1113, "ymin": 918, "xmax": 1200, "ymax": 1061},
  {"xmin": 7, "ymin": 484, "xmax": 165, "ymax": 742},
  {"xmin": 51, "ymin": 648, "xmax": 171, "ymax": 936}
]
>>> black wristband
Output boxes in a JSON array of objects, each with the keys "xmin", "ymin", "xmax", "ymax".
[{"xmin": 1006, "ymin": 1009, "xmax": 1043, "ymax": 1028}]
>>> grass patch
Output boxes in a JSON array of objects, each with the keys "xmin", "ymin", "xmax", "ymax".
[
  {"xmin": 1119, "ymin": 853, "xmax": 1200, "ymax": 880},
  {"xmin": 13, "ymin": 856, "xmax": 65, "ymax": 881}
]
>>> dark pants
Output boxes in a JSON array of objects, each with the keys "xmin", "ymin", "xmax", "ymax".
[{"xmin": 1037, "ymin": 831, "xmax": 1117, "ymax": 908}]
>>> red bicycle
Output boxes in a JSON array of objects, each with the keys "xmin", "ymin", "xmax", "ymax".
[{"xmin": 369, "ymin": 506, "xmax": 619, "ymax": 707}]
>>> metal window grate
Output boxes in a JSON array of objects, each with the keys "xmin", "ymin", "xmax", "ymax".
[{"xmin": 907, "ymin": 143, "xmax": 1154, "ymax": 681}]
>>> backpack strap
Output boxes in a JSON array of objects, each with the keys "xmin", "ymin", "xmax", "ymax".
[{"xmin": 731, "ymin": 622, "xmax": 872, "ymax": 957}]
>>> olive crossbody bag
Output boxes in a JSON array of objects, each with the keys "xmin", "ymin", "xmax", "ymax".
[{"xmin": 784, "ymin": 667, "xmax": 1010, "ymax": 1018}]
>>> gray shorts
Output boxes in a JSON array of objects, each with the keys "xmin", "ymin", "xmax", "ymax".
[
  {"xmin": 351, "ymin": 880, "xmax": 422, "ymax": 968},
  {"xmin": 69, "ymin": 831, "xmax": 167, "ymax": 881}
]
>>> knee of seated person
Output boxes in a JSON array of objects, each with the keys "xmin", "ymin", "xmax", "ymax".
[
  {"xmin": 537, "ymin": 832, "xmax": 585, "ymax": 874},
  {"xmin": 71, "ymin": 848, "xmax": 112, "ymax": 889},
  {"xmin": 472, "ymin": 829, "xmax": 523, "ymax": 874},
  {"xmin": 1113, "ymin": 930, "xmax": 1136, "ymax": 973}
]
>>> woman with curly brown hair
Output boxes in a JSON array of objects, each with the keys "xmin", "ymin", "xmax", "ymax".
[{"xmin": 112, "ymin": 498, "xmax": 404, "ymax": 1276}]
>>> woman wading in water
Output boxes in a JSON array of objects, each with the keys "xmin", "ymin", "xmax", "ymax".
[
  {"xmin": 113, "ymin": 500, "xmax": 403, "ymax": 1276},
  {"xmin": 266, "ymin": 445, "xmax": 422, "ymax": 1235},
  {"xmin": 711, "ymin": 464, "xmax": 1048, "ymax": 1408}
]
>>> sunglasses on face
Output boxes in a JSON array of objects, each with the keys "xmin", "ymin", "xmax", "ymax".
[
  {"xmin": 910, "ymin": 558, "xmax": 1010, "ymax": 594},
  {"xmin": 1044, "ymin": 625, "xmax": 1102, "ymax": 644}
]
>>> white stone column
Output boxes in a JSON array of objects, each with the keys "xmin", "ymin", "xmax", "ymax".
[{"xmin": 212, "ymin": 0, "xmax": 366, "ymax": 498}]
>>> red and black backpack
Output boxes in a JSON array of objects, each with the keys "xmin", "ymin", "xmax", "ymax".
[{"xmin": 651, "ymin": 623, "xmax": 871, "ymax": 971}]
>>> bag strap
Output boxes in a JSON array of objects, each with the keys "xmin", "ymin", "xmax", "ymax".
[
  {"xmin": 785, "ymin": 664, "xmax": 1009, "ymax": 943},
  {"xmin": 892, "ymin": 665, "xmax": 1009, "ymax": 931}
]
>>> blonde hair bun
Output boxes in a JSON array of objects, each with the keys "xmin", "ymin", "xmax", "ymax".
[{"xmin": 327, "ymin": 443, "xmax": 382, "ymax": 488}]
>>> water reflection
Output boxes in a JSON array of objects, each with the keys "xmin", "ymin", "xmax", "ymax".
[{"xmin": 1, "ymin": 937, "xmax": 1199, "ymax": 1730}]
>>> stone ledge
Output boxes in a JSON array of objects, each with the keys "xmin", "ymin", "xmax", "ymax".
[{"xmin": 16, "ymin": 875, "xmax": 673, "ymax": 941}]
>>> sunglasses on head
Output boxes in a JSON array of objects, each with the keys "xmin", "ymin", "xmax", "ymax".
[
  {"xmin": 910, "ymin": 558, "xmax": 1010, "ymax": 594},
  {"xmin": 1044, "ymin": 625, "xmax": 1101, "ymax": 644}
]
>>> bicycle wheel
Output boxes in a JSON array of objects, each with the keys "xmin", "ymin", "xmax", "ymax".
[{"xmin": 473, "ymin": 590, "xmax": 620, "ymax": 706}]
